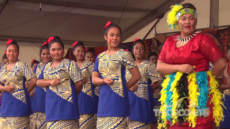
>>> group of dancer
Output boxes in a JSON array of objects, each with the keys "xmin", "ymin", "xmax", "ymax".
[{"xmin": 0, "ymin": 2, "xmax": 229, "ymax": 129}]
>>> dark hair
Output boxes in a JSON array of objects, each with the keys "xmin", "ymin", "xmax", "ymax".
[
  {"xmin": 148, "ymin": 52, "xmax": 158, "ymax": 59},
  {"xmin": 227, "ymin": 46, "xmax": 230, "ymax": 53},
  {"xmin": 6, "ymin": 40, "xmax": 19, "ymax": 52},
  {"xmin": 2, "ymin": 54, "xmax": 7, "ymax": 61},
  {"xmin": 48, "ymin": 36, "xmax": 64, "ymax": 49},
  {"xmin": 40, "ymin": 42, "xmax": 49, "ymax": 57},
  {"xmin": 104, "ymin": 21, "xmax": 122, "ymax": 35},
  {"xmin": 132, "ymin": 39, "xmax": 146, "ymax": 50},
  {"xmin": 31, "ymin": 59, "xmax": 39, "ymax": 67},
  {"xmin": 85, "ymin": 47, "xmax": 95, "ymax": 57},
  {"xmin": 72, "ymin": 41, "xmax": 85, "ymax": 51},
  {"xmin": 181, "ymin": 3, "xmax": 196, "ymax": 11}
]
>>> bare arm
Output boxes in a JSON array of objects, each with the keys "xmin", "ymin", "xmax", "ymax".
[
  {"xmin": 212, "ymin": 58, "xmax": 226, "ymax": 78},
  {"xmin": 126, "ymin": 67, "xmax": 141, "ymax": 88},
  {"xmin": 0, "ymin": 84, "xmax": 7, "ymax": 92},
  {"xmin": 156, "ymin": 60, "xmax": 179, "ymax": 75},
  {"xmin": 36, "ymin": 79, "xmax": 51, "ymax": 87},
  {"xmin": 27, "ymin": 77, "xmax": 37, "ymax": 93},
  {"xmin": 151, "ymin": 81, "xmax": 161, "ymax": 91},
  {"xmin": 92, "ymin": 71, "xmax": 105, "ymax": 86},
  {"xmin": 75, "ymin": 80, "xmax": 83, "ymax": 95}
]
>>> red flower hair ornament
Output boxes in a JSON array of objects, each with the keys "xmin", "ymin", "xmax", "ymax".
[
  {"xmin": 105, "ymin": 21, "xmax": 112, "ymax": 29},
  {"xmin": 42, "ymin": 42, "xmax": 47, "ymax": 46},
  {"xmin": 72, "ymin": 41, "xmax": 78, "ymax": 47},
  {"xmin": 31, "ymin": 59, "xmax": 35, "ymax": 64},
  {"xmin": 48, "ymin": 36, "xmax": 54, "ymax": 44},
  {"xmin": 6, "ymin": 39, "xmax": 13, "ymax": 46},
  {"xmin": 133, "ymin": 38, "xmax": 139, "ymax": 44},
  {"xmin": 125, "ymin": 49, "xmax": 129, "ymax": 52},
  {"xmin": 85, "ymin": 48, "xmax": 89, "ymax": 52}
]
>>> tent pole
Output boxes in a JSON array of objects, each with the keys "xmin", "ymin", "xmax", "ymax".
[
  {"xmin": 143, "ymin": 14, "xmax": 164, "ymax": 40},
  {"xmin": 0, "ymin": 0, "xmax": 8, "ymax": 15}
]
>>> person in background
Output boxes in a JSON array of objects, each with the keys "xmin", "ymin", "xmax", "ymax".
[
  {"xmin": 1, "ymin": 51, "xmax": 8, "ymax": 66},
  {"xmin": 148, "ymin": 52, "xmax": 158, "ymax": 65},
  {"xmin": 220, "ymin": 46, "xmax": 230, "ymax": 129},
  {"xmin": 30, "ymin": 41, "xmax": 51, "ymax": 129},
  {"xmin": 85, "ymin": 47, "xmax": 95, "ymax": 63},
  {"xmin": 31, "ymin": 59, "xmax": 39, "ymax": 71},
  {"xmin": 0, "ymin": 39, "xmax": 37, "ymax": 128},
  {"xmin": 126, "ymin": 39, "xmax": 162, "ymax": 129},
  {"xmin": 72, "ymin": 41, "xmax": 96, "ymax": 129},
  {"xmin": 36, "ymin": 36, "xmax": 83, "ymax": 128},
  {"xmin": 92, "ymin": 21, "xmax": 141, "ymax": 128}
]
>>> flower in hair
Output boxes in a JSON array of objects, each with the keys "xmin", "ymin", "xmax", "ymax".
[
  {"xmin": 133, "ymin": 38, "xmax": 139, "ymax": 43},
  {"xmin": 48, "ymin": 36, "xmax": 54, "ymax": 44},
  {"xmin": 31, "ymin": 59, "xmax": 35, "ymax": 64},
  {"xmin": 85, "ymin": 48, "xmax": 89, "ymax": 52},
  {"xmin": 72, "ymin": 41, "xmax": 78, "ymax": 47},
  {"xmin": 104, "ymin": 21, "xmax": 112, "ymax": 29},
  {"xmin": 42, "ymin": 42, "xmax": 47, "ymax": 46},
  {"xmin": 6, "ymin": 39, "xmax": 13, "ymax": 45},
  {"xmin": 125, "ymin": 49, "xmax": 129, "ymax": 52}
]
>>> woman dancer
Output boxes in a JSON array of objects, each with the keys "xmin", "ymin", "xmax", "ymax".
[
  {"xmin": 92, "ymin": 21, "xmax": 141, "ymax": 128},
  {"xmin": 30, "ymin": 41, "xmax": 51, "ymax": 129},
  {"xmin": 126, "ymin": 39, "xmax": 162, "ymax": 129},
  {"xmin": 36, "ymin": 36, "xmax": 83, "ymax": 128},
  {"xmin": 0, "ymin": 39, "xmax": 37, "ymax": 128},
  {"xmin": 157, "ymin": 3, "xmax": 226, "ymax": 129},
  {"xmin": 72, "ymin": 41, "xmax": 96, "ymax": 129}
]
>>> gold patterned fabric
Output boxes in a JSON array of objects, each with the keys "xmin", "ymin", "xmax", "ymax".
[
  {"xmin": 79, "ymin": 114, "xmax": 95, "ymax": 129},
  {"xmin": 96, "ymin": 117, "xmax": 128, "ymax": 129},
  {"xmin": 97, "ymin": 49, "xmax": 136, "ymax": 97},
  {"xmin": 80, "ymin": 61, "xmax": 94, "ymax": 97},
  {"xmin": 0, "ymin": 61, "xmax": 35, "ymax": 104},
  {"xmin": 30, "ymin": 112, "xmax": 47, "ymax": 129},
  {"xmin": 127, "ymin": 120, "xmax": 151, "ymax": 129},
  {"xmin": 126, "ymin": 60, "xmax": 162, "ymax": 100},
  {"xmin": 47, "ymin": 120, "xmax": 79, "ymax": 129},
  {"xmin": 43, "ymin": 59, "xmax": 83, "ymax": 103},
  {"xmin": 30, "ymin": 113, "xmax": 37, "ymax": 129},
  {"xmin": 0, "ymin": 116, "xmax": 30, "ymax": 129}
]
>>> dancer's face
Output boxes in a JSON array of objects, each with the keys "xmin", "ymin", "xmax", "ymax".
[
  {"xmin": 73, "ymin": 46, "xmax": 85, "ymax": 61},
  {"xmin": 41, "ymin": 48, "xmax": 51, "ymax": 63},
  {"xmin": 50, "ymin": 42, "xmax": 64, "ymax": 61},
  {"xmin": 104, "ymin": 27, "xmax": 121, "ymax": 48},
  {"xmin": 149, "ymin": 55, "xmax": 158, "ymax": 65},
  {"xmin": 85, "ymin": 52, "xmax": 94, "ymax": 62},
  {"xmin": 6, "ymin": 44, "xmax": 19, "ymax": 62},
  {"xmin": 178, "ymin": 13, "xmax": 197, "ymax": 35},
  {"xmin": 133, "ymin": 42, "xmax": 145, "ymax": 59}
]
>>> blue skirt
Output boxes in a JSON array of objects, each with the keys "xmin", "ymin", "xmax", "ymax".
[
  {"xmin": 221, "ymin": 94, "xmax": 230, "ymax": 128},
  {"xmin": 153, "ymin": 93, "xmax": 159, "ymax": 123}
]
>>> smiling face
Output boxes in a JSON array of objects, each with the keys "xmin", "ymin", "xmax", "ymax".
[
  {"xmin": 178, "ymin": 13, "xmax": 197, "ymax": 36},
  {"xmin": 49, "ymin": 42, "xmax": 64, "ymax": 61},
  {"xmin": 41, "ymin": 48, "xmax": 51, "ymax": 63},
  {"xmin": 104, "ymin": 27, "xmax": 121, "ymax": 48},
  {"xmin": 6, "ymin": 44, "xmax": 19, "ymax": 62},
  {"xmin": 73, "ymin": 45, "xmax": 85, "ymax": 61}
]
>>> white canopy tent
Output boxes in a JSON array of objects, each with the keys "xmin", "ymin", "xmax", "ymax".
[{"xmin": 0, "ymin": 0, "xmax": 229, "ymax": 64}]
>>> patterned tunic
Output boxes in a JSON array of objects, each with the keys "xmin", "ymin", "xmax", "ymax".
[
  {"xmin": 126, "ymin": 60, "xmax": 162, "ymax": 128},
  {"xmin": 93, "ymin": 49, "xmax": 136, "ymax": 128},
  {"xmin": 0, "ymin": 61, "xmax": 35, "ymax": 128},
  {"xmin": 38, "ymin": 59, "xmax": 83, "ymax": 128}
]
